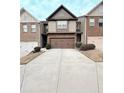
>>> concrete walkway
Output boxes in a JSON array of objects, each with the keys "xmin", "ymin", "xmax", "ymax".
[{"xmin": 20, "ymin": 49, "xmax": 102, "ymax": 93}]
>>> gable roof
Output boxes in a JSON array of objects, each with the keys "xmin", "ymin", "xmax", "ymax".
[
  {"xmin": 20, "ymin": 8, "xmax": 39, "ymax": 21},
  {"xmin": 86, "ymin": 1, "xmax": 103, "ymax": 16},
  {"xmin": 47, "ymin": 5, "xmax": 77, "ymax": 20}
]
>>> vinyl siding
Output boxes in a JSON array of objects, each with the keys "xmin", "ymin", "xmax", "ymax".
[
  {"xmin": 51, "ymin": 8, "xmax": 73, "ymax": 19},
  {"xmin": 20, "ymin": 11, "xmax": 37, "ymax": 22},
  {"xmin": 48, "ymin": 21, "xmax": 56, "ymax": 32},
  {"xmin": 68, "ymin": 21, "xmax": 76, "ymax": 32},
  {"xmin": 87, "ymin": 4, "xmax": 103, "ymax": 16}
]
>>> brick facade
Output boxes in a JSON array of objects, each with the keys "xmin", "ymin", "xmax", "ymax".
[
  {"xmin": 20, "ymin": 22, "xmax": 41, "ymax": 45},
  {"xmin": 86, "ymin": 16, "xmax": 103, "ymax": 36}
]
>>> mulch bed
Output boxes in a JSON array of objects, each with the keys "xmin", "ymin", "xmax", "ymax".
[{"xmin": 80, "ymin": 49, "xmax": 103, "ymax": 62}]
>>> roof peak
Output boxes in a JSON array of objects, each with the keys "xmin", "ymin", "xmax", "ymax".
[
  {"xmin": 86, "ymin": 1, "xmax": 103, "ymax": 15},
  {"xmin": 20, "ymin": 7, "xmax": 39, "ymax": 21},
  {"xmin": 47, "ymin": 4, "xmax": 77, "ymax": 20}
]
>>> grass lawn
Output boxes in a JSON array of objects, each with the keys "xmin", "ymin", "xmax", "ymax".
[
  {"xmin": 80, "ymin": 49, "xmax": 103, "ymax": 62},
  {"xmin": 20, "ymin": 51, "xmax": 44, "ymax": 65}
]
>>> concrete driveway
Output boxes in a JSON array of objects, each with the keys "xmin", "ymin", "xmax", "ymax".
[{"xmin": 20, "ymin": 49, "xmax": 103, "ymax": 93}]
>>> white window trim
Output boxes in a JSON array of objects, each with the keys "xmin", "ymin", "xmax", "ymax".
[
  {"xmin": 89, "ymin": 18, "xmax": 95, "ymax": 26},
  {"xmin": 23, "ymin": 25, "xmax": 28, "ymax": 32},
  {"xmin": 57, "ymin": 21, "xmax": 67, "ymax": 29},
  {"xmin": 99, "ymin": 18, "xmax": 103, "ymax": 27},
  {"xmin": 31, "ymin": 25, "xmax": 36, "ymax": 32}
]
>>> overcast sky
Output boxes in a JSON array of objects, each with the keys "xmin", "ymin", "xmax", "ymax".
[{"xmin": 20, "ymin": 0, "xmax": 102, "ymax": 20}]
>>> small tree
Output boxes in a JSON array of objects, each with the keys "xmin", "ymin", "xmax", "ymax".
[
  {"xmin": 80, "ymin": 44, "xmax": 95, "ymax": 51},
  {"xmin": 46, "ymin": 44, "xmax": 51, "ymax": 49},
  {"xmin": 76, "ymin": 42, "xmax": 82, "ymax": 48},
  {"xmin": 33, "ymin": 46, "xmax": 41, "ymax": 53}
]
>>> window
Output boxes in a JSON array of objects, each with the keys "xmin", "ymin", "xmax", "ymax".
[
  {"xmin": 23, "ymin": 25, "xmax": 28, "ymax": 32},
  {"xmin": 99, "ymin": 18, "xmax": 103, "ymax": 27},
  {"xmin": 89, "ymin": 18, "xmax": 95, "ymax": 26},
  {"xmin": 31, "ymin": 25, "xmax": 36, "ymax": 32},
  {"xmin": 57, "ymin": 21, "xmax": 67, "ymax": 29},
  {"xmin": 44, "ymin": 25, "xmax": 48, "ymax": 32}
]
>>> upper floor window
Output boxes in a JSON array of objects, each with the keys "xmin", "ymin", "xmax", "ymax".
[
  {"xmin": 23, "ymin": 25, "xmax": 28, "ymax": 32},
  {"xmin": 57, "ymin": 21, "xmax": 67, "ymax": 29},
  {"xmin": 99, "ymin": 18, "xmax": 103, "ymax": 27},
  {"xmin": 89, "ymin": 18, "xmax": 95, "ymax": 26},
  {"xmin": 44, "ymin": 25, "xmax": 48, "ymax": 32},
  {"xmin": 31, "ymin": 25, "xmax": 36, "ymax": 32}
]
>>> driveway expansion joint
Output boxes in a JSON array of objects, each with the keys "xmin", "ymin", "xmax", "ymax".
[
  {"xmin": 20, "ymin": 65, "xmax": 26, "ymax": 91},
  {"xmin": 56, "ymin": 49, "xmax": 63, "ymax": 93}
]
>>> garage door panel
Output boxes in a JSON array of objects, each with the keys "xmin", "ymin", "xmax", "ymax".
[{"xmin": 50, "ymin": 38, "xmax": 74, "ymax": 48}]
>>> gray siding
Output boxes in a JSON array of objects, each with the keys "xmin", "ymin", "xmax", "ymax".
[
  {"xmin": 48, "ymin": 21, "xmax": 56, "ymax": 32},
  {"xmin": 78, "ymin": 17, "xmax": 86, "ymax": 44},
  {"xmin": 20, "ymin": 11, "xmax": 38, "ymax": 22},
  {"xmin": 51, "ymin": 8, "xmax": 74, "ymax": 19},
  {"xmin": 87, "ymin": 4, "xmax": 103, "ymax": 16}
]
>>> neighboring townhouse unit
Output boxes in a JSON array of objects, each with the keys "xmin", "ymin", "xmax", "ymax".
[
  {"xmin": 20, "ymin": 2, "xmax": 103, "ymax": 50},
  {"xmin": 79, "ymin": 1, "xmax": 103, "ymax": 49},
  {"xmin": 20, "ymin": 8, "xmax": 41, "ymax": 55},
  {"xmin": 41, "ymin": 5, "xmax": 82, "ymax": 48}
]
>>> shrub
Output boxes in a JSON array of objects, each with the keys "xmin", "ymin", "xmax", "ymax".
[
  {"xmin": 76, "ymin": 42, "xmax": 82, "ymax": 48},
  {"xmin": 33, "ymin": 46, "xmax": 41, "ymax": 53},
  {"xmin": 80, "ymin": 44, "xmax": 95, "ymax": 51},
  {"xmin": 46, "ymin": 44, "xmax": 51, "ymax": 49}
]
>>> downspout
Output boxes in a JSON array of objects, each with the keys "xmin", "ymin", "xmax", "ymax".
[
  {"xmin": 39, "ymin": 22, "xmax": 42, "ymax": 47},
  {"xmin": 39, "ymin": 22, "xmax": 41, "ymax": 47},
  {"xmin": 84, "ymin": 17, "xmax": 87, "ymax": 44}
]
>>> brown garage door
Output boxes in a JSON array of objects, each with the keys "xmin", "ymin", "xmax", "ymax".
[{"xmin": 50, "ymin": 38, "xmax": 75, "ymax": 48}]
